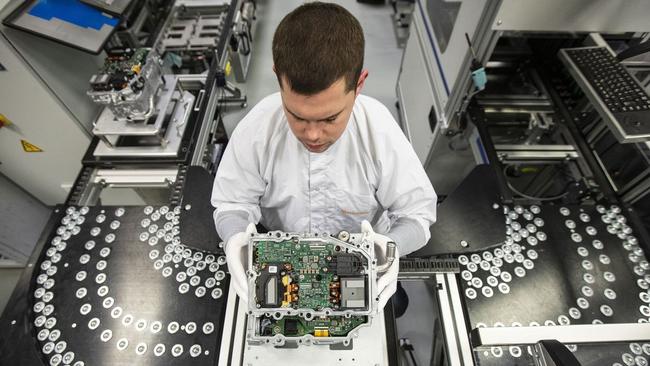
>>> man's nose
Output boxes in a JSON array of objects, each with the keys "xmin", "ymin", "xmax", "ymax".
[{"xmin": 304, "ymin": 123, "xmax": 321, "ymax": 142}]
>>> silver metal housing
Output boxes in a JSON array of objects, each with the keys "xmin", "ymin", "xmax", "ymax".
[
  {"xmin": 245, "ymin": 313, "xmax": 370, "ymax": 347},
  {"xmin": 87, "ymin": 50, "xmax": 163, "ymax": 121}
]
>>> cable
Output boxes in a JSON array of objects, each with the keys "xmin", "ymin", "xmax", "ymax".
[
  {"xmin": 503, "ymin": 165, "xmax": 571, "ymax": 201},
  {"xmin": 399, "ymin": 338, "xmax": 420, "ymax": 366}
]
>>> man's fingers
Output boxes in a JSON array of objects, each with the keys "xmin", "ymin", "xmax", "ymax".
[
  {"xmin": 231, "ymin": 270, "xmax": 249, "ymax": 303},
  {"xmin": 361, "ymin": 220, "xmax": 374, "ymax": 235},
  {"xmin": 226, "ymin": 251, "xmax": 248, "ymax": 302},
  {"xmin": 245, "ymin": 223, "xmax": 257, "ymax": 236},
  {"xmin": 228, "ymin": 233, "xmax": 249, "ymax": 251},
  {"xmin": 231, "ymin": 277, "xmax": 248, "ymax": 303},
  {"xmin": 374, "ymin": 242, "xmax": 387, "ymax": 260},
  {"xmin": 376, "ymin": 256, "xmax": 399, "ymax": 292},
  {"xmin": 223, "ymin": 227, "xmax": 255, "ymax": 305},
  {"xmin": 377, "ymin": 280, "xmax": 397, "ymax": 309}
]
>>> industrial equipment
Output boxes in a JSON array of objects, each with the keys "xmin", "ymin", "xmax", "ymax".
[
  {"xmin": 395, "ymin": 1, "xmax": 650, "ymax": 365},
  {"xmin": 86, "ymin": 48, "xmax": 197, "ymax": 158},
  {"xmin": 0, "ymin": 204, "xmax": 231, "ymax": 365},
  {"xmin": 0, "ymin": 0, "xmax": 253, "ymax": 208}
]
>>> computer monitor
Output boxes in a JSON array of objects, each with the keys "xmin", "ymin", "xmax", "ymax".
[{"xmin": 3, "ymin": 0, "xmax": 120, "ymax": 54}]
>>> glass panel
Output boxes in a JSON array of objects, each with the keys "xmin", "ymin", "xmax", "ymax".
[{"xmin": 426, "ymin": 0, "xmax": 461, "ymax": 53}]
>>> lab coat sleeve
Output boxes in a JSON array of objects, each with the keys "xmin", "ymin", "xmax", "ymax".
[
  {"xmin": 214, "ymin": 210, "xmax": 250, "ymax": 244},
  {"xmin": 211, "ymin": 120, "xmax": 266, "ymax": 242},
  {"xmin": 374, "ymin": 112, "xmax": 437, "ymax": 256}
]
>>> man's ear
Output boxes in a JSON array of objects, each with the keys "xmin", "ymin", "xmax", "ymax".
[
  {"xmin": 355, "ymin": 69, "xmax": 369, "ymax": 96},
  {"xmin": 272, "ymin": 64, "xmax": 276, "ymax": 74}
]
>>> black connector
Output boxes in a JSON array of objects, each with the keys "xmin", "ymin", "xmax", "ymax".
[
  {"xmin": 215, "ymin": 69, "xmax": 226, "ymax": 88},
  {"xmin": 328, "ymin": 254, "xmax": 363, "ymax": 275}
]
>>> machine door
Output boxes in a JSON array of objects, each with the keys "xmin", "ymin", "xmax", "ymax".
[
  {"xmin": 419, "ymin": 0, "xmax": 490, "ymax": 119},
  {"xmin": 398, "ymin": 0, "xmax": 493, "ymax": 162},
  {"xmin": 397, "ymin": 15, "xmax": 437, "ymax": 163},
  {"xmin": 0, "ymin": 34, "xmax": 90, "ymax": 204}
]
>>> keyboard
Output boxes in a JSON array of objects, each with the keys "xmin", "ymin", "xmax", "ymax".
[{"xmin": 559, "ymin": 46, "xmax": 650, "ymax": 143}]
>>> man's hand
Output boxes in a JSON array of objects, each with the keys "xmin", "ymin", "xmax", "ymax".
[
  {"xmin": 224, "ymin": 223, "xmax": 257, "ymax": 303},
  {"xmin": 361, "ymin": 220, "xmax": 399, "ymax": 310}
]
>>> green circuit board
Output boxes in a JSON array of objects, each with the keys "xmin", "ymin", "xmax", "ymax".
[
  {"xmin": 100, "ymin": 48, "xmax": 149, "ymax": 74},
  {"xmin": 252, "ymin": 239, "xmax": 368, "ymax": 311},
  {"xmin": 259, "ymin": 315, "xmax": 369, "ymax": 338},
  {"xmin": 90, "ymin": 48, "xmax": 151, "ymax": 92}
]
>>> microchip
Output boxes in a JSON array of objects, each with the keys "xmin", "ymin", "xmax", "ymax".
[{"xmin": 285, "ymin": 319, "xmax": 299, "ymax": 336}]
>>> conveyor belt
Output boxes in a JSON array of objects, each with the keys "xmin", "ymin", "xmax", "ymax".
[
  {"xmin": 413, "ymin": 165, "xmax": 506, "ymax": 257},
  {"xmin": 0, "ymin": 205, "xmax": 229, "ymax": 365},
  {"xmin": 456, "ymin": 203, "xmax": 650, "ymax": 365}
]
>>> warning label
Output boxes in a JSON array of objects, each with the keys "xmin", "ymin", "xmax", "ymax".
[{"xmin": 21, "ymin": 139, "xmax": 43, "ymax": 152}]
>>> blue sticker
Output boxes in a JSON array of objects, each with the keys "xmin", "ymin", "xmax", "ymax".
[{"xmin": 29, "ymin": 0, "xmax": 119, "ymax": 31}]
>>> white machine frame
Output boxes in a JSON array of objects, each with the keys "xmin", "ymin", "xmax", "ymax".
[{"xmin": 397, "ymin": 0, "xmax": 650, "ymax": 197}]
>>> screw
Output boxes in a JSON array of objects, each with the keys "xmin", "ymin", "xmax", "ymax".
[
  {"xmin": 184, "ymin": 204, "xmax": 191, "ymax": 211},
  {"xmin": 460, "ymin": 240, "xmax": 469, "ymax": 247},
  {"xmin": 497, "ymin": 19, "xmax": 502, "ymax": 25}
]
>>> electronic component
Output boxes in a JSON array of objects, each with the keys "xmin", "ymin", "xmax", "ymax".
[
  {"xmin": 254, "ymin": 263, "xmax": 282, "ymax": 307},
  {"xmin": 248, "ymin": 314, "xmax": 369, "ymax": 346},
  {"xmin": 90, "ymin": 48, "xmax": 150, "ymax": 92},
  {"xmin": 327, "ymin": 253, "xmax": 364, "ymax": 275},
  {"xmin": 340, "ymin": 277, "xmax": 367, "ymax": 309},
  {"xmin": 87, "ymin": 48, "xmax": 163, "ymax": 121},
  {"xmin": 246, "ymin": 231, "xmax": 379, "ymax": 346}
]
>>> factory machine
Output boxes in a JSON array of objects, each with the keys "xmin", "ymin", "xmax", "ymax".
[
  {"xmin": 394, "ymin": 0, "xmax": 650, "ymax": 365},
  {"xmin": 68, "ymin": 0, "xmax": 253, "ymax": 208},
  {"xmin": 0, "ymin": 0, "xmax": 254, "ymax": 261}
]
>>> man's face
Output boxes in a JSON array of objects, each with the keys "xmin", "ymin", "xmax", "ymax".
[{"xmin": 279, "ymin": 72, "xmax": 367, "ymax": 153}]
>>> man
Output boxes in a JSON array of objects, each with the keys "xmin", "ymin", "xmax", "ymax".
[{"xmin": 211, "ymin": 2, "xmax": 436, "ymax": 309}]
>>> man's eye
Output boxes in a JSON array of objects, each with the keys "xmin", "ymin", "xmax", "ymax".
[{"xmin": 324, "ymin": 117, "xmax": 336, "ymax": 123}]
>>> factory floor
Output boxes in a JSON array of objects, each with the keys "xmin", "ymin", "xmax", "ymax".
[{"xmin": 0, "ymin": 268, "xmax": 22, "ymax": 314}]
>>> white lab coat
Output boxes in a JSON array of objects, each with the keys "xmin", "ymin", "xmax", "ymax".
[{"xmin": 211, "ymin": 93, "xmax": 437, "ymax": 255}]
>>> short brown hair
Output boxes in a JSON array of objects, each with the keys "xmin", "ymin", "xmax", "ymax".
[{"xmin": 272, "ymin": 2, "xmax": 365, "ymax": 95}]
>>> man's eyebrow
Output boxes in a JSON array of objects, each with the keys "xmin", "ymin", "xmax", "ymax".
[
  {"xmin": 285, "ymin": 107, "xmax": 305, "ymax": 120},
  {"xmin": 285, "ymin": 106, "xmax": 345, "ymax": 121}
]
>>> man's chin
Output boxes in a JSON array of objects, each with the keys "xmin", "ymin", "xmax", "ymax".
[{"xmin": 304, "ymin": 143, "xmax": 329, "ymax": 153}]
